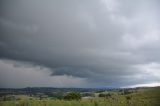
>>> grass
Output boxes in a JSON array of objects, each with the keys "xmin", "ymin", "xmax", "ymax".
[{"xmin": 0, "ymin": 87, "xmax": 160, "ymax": 106}]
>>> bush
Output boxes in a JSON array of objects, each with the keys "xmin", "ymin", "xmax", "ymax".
[
  {"xmin": 99, "ymin": 93, "xmax": 111, "ymax": 98},
  {"xmin": 63, "ymin": 92, "xmax": 81, "ymax": 100},
  {"xmin": 125, "ymin": 96, "xmax": 131, "ymax": 100}
]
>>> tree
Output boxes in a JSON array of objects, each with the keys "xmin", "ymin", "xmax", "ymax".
[
  {"xmin": 63, "ymin": 92, "xmax": 81, "ymax": 100},
  {"xmin": 99, "ymin": 93, "xmax": 111, "ymax": 98}
]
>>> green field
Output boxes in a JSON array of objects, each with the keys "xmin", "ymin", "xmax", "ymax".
[{"xmin": 0, "ymin": 87, "xmax": 160, "ymax": 106}]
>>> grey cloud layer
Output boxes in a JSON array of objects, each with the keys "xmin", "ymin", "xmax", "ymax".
[{"xmin": 0, "ymin": 0, "xmax": 160, "ymax": 87}]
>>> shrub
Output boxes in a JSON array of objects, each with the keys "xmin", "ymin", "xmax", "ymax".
[
  {"xmin": 125, "ymin": 96, "xmax": 131, "ymax": 100},
  {"xmin": 63, "ymin": 92, "xmax": 81, "ymax": 100},
  {"xmin": 99, "ymin": 93, "xmax": 111, "ymax": 98}
]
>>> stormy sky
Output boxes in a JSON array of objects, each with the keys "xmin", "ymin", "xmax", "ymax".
[{"xmin": 0, "ymin": 0, "xmax": 160, "ymax": 88}]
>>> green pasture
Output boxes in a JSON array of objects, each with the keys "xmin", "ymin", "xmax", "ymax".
[{"xmin": 0, "ymin": 87, "xmax": 160, "ymax": 106}]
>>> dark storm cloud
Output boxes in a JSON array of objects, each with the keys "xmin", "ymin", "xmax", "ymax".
[{"xmin": 0, "ymin": 0, "xmax": 160, "ymax": 87}]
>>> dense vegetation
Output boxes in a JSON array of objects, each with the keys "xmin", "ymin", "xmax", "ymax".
[
  {"xmin": 0, "ymin": 87, "xmax": 160, "ymax": 106},
  {"xmin": 63, "ymin": 92, "xmax": 81, "ymax": 100}
]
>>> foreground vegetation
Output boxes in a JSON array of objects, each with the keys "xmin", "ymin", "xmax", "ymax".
[{"xmin": 0, "ymin": 87, "xmax": 160, "ymax": 106}]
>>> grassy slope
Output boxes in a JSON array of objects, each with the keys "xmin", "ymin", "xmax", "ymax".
[{"xmin": 0, "ymin": 87, "xmax": 160, "ymax": 106}]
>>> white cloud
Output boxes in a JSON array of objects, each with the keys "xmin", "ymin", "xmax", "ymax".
[
  {"xmin": 124, "ymin": 82, "xmax": 160, "ymax": 88},
  {"xmin": 122, "ymin": 30, "xmax": 160, "ymax": 49},
  {"xmin": 101, "ymin": 0, "xmax": 119, "ymax": 13},
  {"xmin": 135, "ymin": 62, "xmax": 160, "ymax": 80}
]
